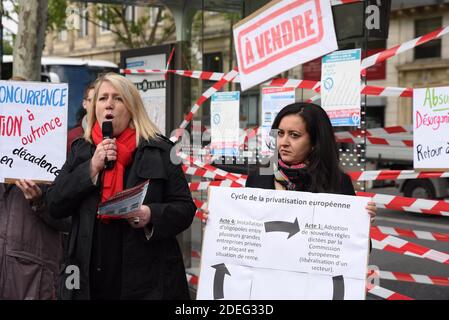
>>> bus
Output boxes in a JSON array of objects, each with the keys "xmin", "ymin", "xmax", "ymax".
[{"xmin": 2, "ymin": 55, "xmax": 118, "ymax": 130}]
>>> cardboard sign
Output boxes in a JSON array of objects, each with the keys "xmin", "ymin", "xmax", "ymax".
[
  {"xmin": 233, "ymin": 0, "xmax": 338, "ymax": 91},
  {"xmin": 413, "ymin": 87, "xmax": 449, "ymax": 170},
  {"xmin": 197, "ymin": 187, "xmax": 370, "ymax": 300},
  {"xmin": 0, "ymin": 81, "xmax": 68, "ymax": 182}
]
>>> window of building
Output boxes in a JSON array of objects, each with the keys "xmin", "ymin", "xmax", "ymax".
[
  {"xmin": 58, "ymin": 30, "xmax": 67, "ymax": 41},
  {"xmin": 148, "ymin": 7, "xmax": 160, "ymax": 25},
  {"xmin": 414, "ymin": 17, "xmax": 441, "ymax": 59},
  {"xmin": 125, "ymin": 6, "xmax": 136, "ymax": 24},
  {"xmin": 78, "ymin": 4, "xmax": 89, "ymax": 38},
  {"xmin": 99, "ymin": 6, "xmax": 111, "ymax": 34}
]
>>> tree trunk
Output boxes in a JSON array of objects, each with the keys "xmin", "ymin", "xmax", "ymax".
[{"xmin": 13, "ymin": 0, "xmax": 48, "ymax": 81}]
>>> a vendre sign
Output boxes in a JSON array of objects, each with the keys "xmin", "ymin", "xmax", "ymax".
[{"xmin": 233, "ymin": 0, "xmax": 338, "ymax": 91}]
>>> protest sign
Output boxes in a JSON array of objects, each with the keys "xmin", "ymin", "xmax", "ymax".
[
  {"xmin": 233, "ymin": 0, "xmax": 338, "ymax": 91},
  {"xmin": 413, "ymin": 87, "xmax": 449, "ymax": 170},
  {"xmin": 210, "ymin": 92, "xmax": 240, "ymax": 156},
  {"xmin": 197, "ymin": 186, "xmax": 370, "ymax": 300},
  {"xmin": 260, "ymin": 87, "xmax": 295, "ymax": 156},
  {"xmin": 0, "ymin": 80, "xmax": 68, "ymax": 183},
  {"xmin": 321, "ymin": 49, "xmax": 361, "ymax": 126}
]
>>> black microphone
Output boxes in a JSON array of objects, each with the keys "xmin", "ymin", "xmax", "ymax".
[{"xmin": 102, "ymin": 121, "xmax": 115, "ymax": 170}]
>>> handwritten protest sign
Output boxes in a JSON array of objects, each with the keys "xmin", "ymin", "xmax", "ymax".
[
  {"xmin": 413, "ymin": 87, "xmax": 449, "ymax": 170},
  {"xmin": 233, "ymin": 0, "xmax": 338, "ymax": 91},
  {"xmin": 0, "ymin": 80, "xmax": 68, "ymax": 182},
  {"xmin": 197, "ymin": 187, "xmax": 370, "ymax": 300}
]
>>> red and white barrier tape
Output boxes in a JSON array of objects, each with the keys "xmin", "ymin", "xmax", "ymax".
[
  {"xmin": 377, "ymin": 270, "xmax": 449, "ymax": 287},
  {"xmin": 372, "ymin": 226, "xmax": 449, "ymax": 242},
  {"xmin": 337, "ymin": 125, "xmax": 413, "ymax": 138},
  {"xmin": 367, "ymin": 285, "xmax": 414, "ymax": 300},
  {"xmin": 193, "ymin": 191, "xmax": 449, "ymax": 219},
  {"xmin": 194, "ymin": 198, "xmax": 208, "ymax": 221},
  {"xmin": 362, "ymin": 25, "xmax": 449, "ymax": 71},
  {"xmin": 123, "ymin": 67, "xmax": 413, "ymax": 99},
  {"xmin": 183, "ymin": 158, "xmax": 448, "ymax": 216},
  {"xmin": 337, "ymin": 136, "xmax": 413, "ymax": 147},
  {"xmin": 170, "ymin": 67, "xmax": 239, "ymax": 142},
  {"xmin": 370, "ymin": 227, "xmax": 449, "ymax": 265},
  {"xmin": 191, "ymin": 250, "xmax": 201, "ymax": 259},
  {"xmin": 183, "ymin": 165, "xmax": 226, "ymax": 180},
  {"xmin": 246, "ymin": 125, "xmax": 412, "ymax": 146},
  {"xmin": 308, "ymin": 25, "xmax": 449, "ymax": 102},
  {"xmin": 357, "ymin": 191, "xmax": 449, "ymax": 216},
  {"xmin": 179, "ymin": 152, "xmax": 247, "ymax": 186},
  {"xmin": 186, "ymin": 272, "xmax": 198, "ymax": 286},
  {"xmin": 348, "ymin": 170, "xmax": 449, "ymax": 182},
  {"xmin": 189, "ymin": 180, "xmax": 245, "ymax": 192},
  {"xmin": 330, "ymin": 0, "xmax": 363, "ymax": 5},
  {"xmin": 361, "ymin": 85, "xmax": 412, "ymax": 98},
  {"xmin": 316, "ymin": 84, "xmax": 412, "ymax": 98}
]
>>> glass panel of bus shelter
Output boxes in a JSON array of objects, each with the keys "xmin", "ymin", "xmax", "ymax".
[{"xmin": 186, "ymin": 1, "xmax": 244, "ymax": 293}]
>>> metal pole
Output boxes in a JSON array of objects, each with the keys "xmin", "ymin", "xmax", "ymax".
[{"xmin": 361, "ymin": 0, "xmax": 369, "ymax": 192}]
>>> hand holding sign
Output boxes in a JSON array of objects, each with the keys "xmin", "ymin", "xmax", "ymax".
[{"xmin": 15, "ymin": 179, "xmax": 43, "ymax": 202}]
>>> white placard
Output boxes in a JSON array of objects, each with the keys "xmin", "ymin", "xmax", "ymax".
[
  {"xmin": 413, "ymin": 87, "xmax": 449, "ymax": 169},
  {"xmin": 260, "ymin": 87, "xmax": 296, "ymax": 156},
  {"xmin": 233, "ymin": 0, "xmax": 338, "ymax": 91},
  {"xmin": 210, "ymin": 92, "xmax": 240, "ymax": 156},
  {"xmin": 0, "ymin": 81, "xmax": 68, "ymax": 182},
  {"xmin": 197, "ymin": 187, "xmax": 370, "ymax": 300},
  {"xmin": 321, "ymin": 49, "xmax": 361, "ymax": 126}
]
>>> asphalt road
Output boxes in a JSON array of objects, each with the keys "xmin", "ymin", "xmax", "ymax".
[{"xmin": 367, "ymin": 202, "xmax": 449, "ymax": 300}]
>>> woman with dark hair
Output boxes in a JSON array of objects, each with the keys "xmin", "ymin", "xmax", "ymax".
[
  {"xmin": 202, "ymin": 102, "xmax": 376, "ymax": 223},
  {"xmin": 246, "ymin": 102, "xmax": 376, "ymax": 220}
]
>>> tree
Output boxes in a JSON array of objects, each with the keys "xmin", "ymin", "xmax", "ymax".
[
  {"xmin": 3, "ymin": 41, "xmax": 13, "ymax": 55},
  {"xmin": 47, "ymin": 1, "xmax": 176, "ymax": 49},
  {"xmin": 94, "ymin": 4, "xmax": 175, "ymax": 48},
  {"xmin": 13, "ymin": 0, "xmax": 48, "ymax": 80}
]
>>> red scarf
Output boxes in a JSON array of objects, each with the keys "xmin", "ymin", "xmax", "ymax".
[{"xmin": 92, "ymin": 122, "xmax": 137, "ymax": 203}]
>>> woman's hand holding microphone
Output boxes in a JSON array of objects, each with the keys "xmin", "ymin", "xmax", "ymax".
[{"xmin": 90, "ymin": 138, "xmax": 117, "ymax": 180}]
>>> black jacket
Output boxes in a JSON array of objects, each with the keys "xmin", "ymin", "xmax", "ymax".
[
  {"xmin": 246, "ymin": 170, "xmax": 355, "ymax": 195},
  {"xmin": 47, "ymin": 136, "xmax": 196, "ymax": 299}
]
